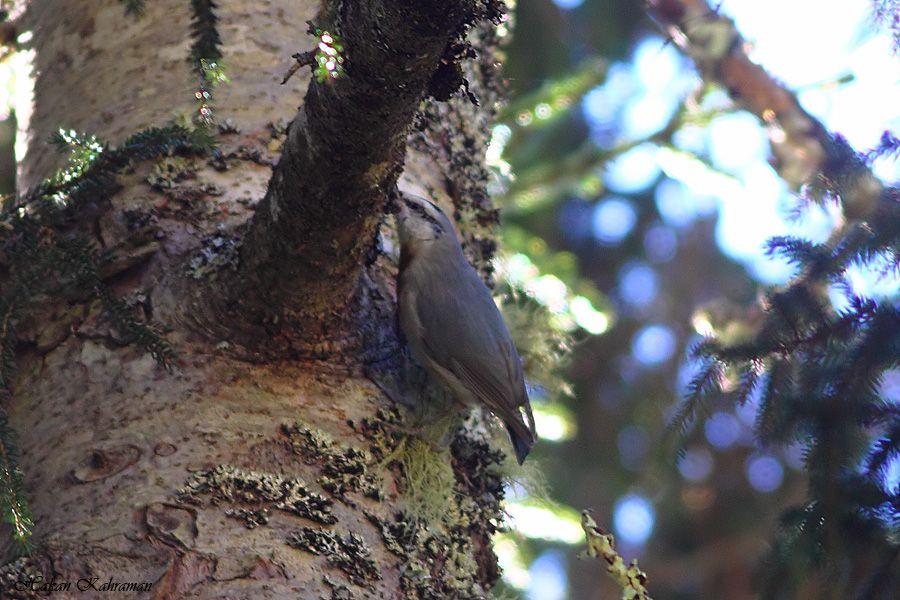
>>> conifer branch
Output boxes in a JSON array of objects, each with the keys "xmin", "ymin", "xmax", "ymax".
[{"xmin": 644, "ymin": 1, "xmax": 900, "ymax": 591}]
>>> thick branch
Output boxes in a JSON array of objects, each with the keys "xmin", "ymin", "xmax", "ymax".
[
  {"xmin": 644, "ymin": 0, "xmax": 884, "ymax": 219},
  {"xmin": 227, "ymin": 2, "xmax": 488, "ymax": 337}
]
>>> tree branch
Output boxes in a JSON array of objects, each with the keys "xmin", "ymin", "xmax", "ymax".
[
  {"xmin": 581, "ymin": 510, "xmax": 654, "ymax": 600},
  {"xmin": 643, "ymin": 0, "xmax": 884, "ymax": 219},
  {"xmin": 209, "ymin": 1, "xmax": 501, "ymax": 359}
]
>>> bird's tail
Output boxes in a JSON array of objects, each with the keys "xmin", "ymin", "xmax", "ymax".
[{"xmin": 506, "ymin": 422, "xmax": 535, "ymax": 465}]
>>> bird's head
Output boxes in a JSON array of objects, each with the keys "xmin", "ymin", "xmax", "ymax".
[{"xmin": 395, "ymin": 194, "xmax": 455, "ymax": 248}]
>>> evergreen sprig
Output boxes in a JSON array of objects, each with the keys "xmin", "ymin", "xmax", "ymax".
[
  {"xmin": 189, "ymin": 0, "xmax": 222, "ymax": 69},
  {"xmin": 676, "ymin": 140, "xmax": 900, "ymax": 597},
  {"xmin": 0, "ymin": 412, "xmax": 32, "ymax": 552}
]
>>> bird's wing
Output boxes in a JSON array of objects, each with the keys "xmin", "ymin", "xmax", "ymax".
[
  {"xmin": 449, "ymin": 348, "xmax": 535, "ymax": 443},
  {"xmin": 408, "ymin": 254, "xmax": 536, "ymax": 439}
]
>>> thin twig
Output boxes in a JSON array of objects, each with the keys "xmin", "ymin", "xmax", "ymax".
[
  {"xmin": 581, "ymin": 510, "xmax": 653, "ymax": 600},
  {"xmin": 281, "ymin": 50, "xmax": 316, "ymax": 85}
]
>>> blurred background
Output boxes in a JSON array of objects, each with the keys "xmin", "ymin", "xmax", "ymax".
[
  {"xmin": 0, "ymin": 1, "xmax": 897, "ymax": 598},
  {"xmin": 485, "ymin": 0, "xmax": 900, "ymax": 598}
]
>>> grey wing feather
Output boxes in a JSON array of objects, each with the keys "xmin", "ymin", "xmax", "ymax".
[{"xmin": 409, "ymin": 252, "xmax": 536, "ymax": 441}]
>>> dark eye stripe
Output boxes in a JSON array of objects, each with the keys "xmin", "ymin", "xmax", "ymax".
[{"xmin": 403, "ymin": 199, "xmax": 442, "ymax": 229}]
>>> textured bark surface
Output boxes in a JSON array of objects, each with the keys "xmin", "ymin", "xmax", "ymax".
[
  {"xmin": 212, "ymin": 0, "xmax": 498, "ymax": 362},
  {"xmin": 4, "ymin": 0, "xmax": 509, "ymax": 598}
]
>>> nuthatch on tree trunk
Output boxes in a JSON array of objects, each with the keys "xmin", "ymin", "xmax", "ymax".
[{"xmin": 394, "ymin": 194, "xmax": 537, "ymax": 464}]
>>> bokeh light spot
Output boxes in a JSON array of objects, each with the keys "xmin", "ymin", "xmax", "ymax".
[
  {"xmin": 633, "ymin": 35, "xmax": 682, "ymax": 91},
  {"xmin": 622, "ymin": 92, "xmax": 680, "ymax": 140},
  {"xmin": 880, "ymin": 370, "xmax": 900, "ymax": 404},
  {"xmin": 704, "ymin": 411, "xmax": 741, "ymax": 450},
  {"xmin": 883, "ymin": 455, "xmax": 900, "ymax": 493},
  {"xmin": 613, "ymin": 494, "xmax": 655, "ymax": 545},
  {"xmin": 632, "ymin": 324, "xmax": 677, "ymax": 366},
  {"xmin": 505, "ymin": 504, "xmax": 584, "ymax": 544},
  {"xmin": 604, "ymin": 143, "xmax": 661, "ymax": 193},
  {"xmin": 655, "ymin": 178, "xmax": 704, "ymax": 227},
  {"xmin": 708, "ymin": 112, "xmax": 769, "ymax": 171},
  {"xmin": 746, "ymin": 454, "xmax": 784, "ymax": 492},
  {"xmin": 783, "ymin": 441, "xmax": 807, "ymax": 471},
  {"xmin": 678, "ymin": 447, "xmax": 715, "ymax": 482},
  {"xmin": 643, "ymin": 224, "xmax": 678, "ymax": 262},
  {"xmin": 617, "ymin": 425, "xmax": 649, "ymax": 471},
  {"xmin": 552, "ymin": 0, "xmax": 584, "ymax": 8},
  {"xmin": 592, "ymin": 197, "xmax": 637, "ymax": 245},
  {"xmin": 526, "ymin": 550, "xmax": 568, "ymax": 600},
  {"xmin": 569, "ymin": 295, "xmax": 610, "ymax": 334},
  {"xmin": 618, "ymin": 261, "xmax": 658, "ymax": 308},
  {"xmin": 559, "ymin": 199, "xmax": 595, "ymax": 242}
]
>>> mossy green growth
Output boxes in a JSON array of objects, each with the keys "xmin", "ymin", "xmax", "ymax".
[
  {"xmin": 499, "ymin": 288, "xmax": 574, "ymax": 400},
  {"xmin": 286, "ymin": 527, "xmax": 380, "ymax": 587},
  {"xmin": 178, "ymin": 464, "xmax": 336, "ymax": 525},
  {"xmin": 386, "ymin": 437, "xmax": 457, "ymax": 524},
  {"xmin": 353, "ymin": 405, "xmax": 517, "ymax": 598}
]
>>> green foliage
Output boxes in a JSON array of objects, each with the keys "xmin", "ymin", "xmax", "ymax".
[
  {"xmin": 189, "ymin": 0, "xmax": 222, "ymax": 67},
  {"xmin": 0, "ymin": 413, "xmax": 31, "ymax": 553},
  {"xmin": 677, "ymin": 146, "xmax": 900, "ymax": 596},
  {"xmin": 500, "ymin": 58, "xmax": 607, "ymax": 129},
  {"xmin": 499, "ymin": 286, "xmax": 574, "ymax": 401},
  {"xmin": 186, "ymin": 1, "xmax": 227, "ymax": 125},
  {"xmin": 0, "ymin": 412, "xmax": 34, "ymax": 551}
]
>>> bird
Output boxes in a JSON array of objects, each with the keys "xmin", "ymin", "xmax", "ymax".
[{"xmin": 394, "ymin": 193, "xmax": 537, "ymax": 464}]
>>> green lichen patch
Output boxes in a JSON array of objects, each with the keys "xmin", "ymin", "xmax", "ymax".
[
  {"xmin": 146, "ymin": 156, "xmax": 194, "ymax": 190},
  {"xmin": 364, "ymin": 511, "xmax": 417, "ymax": 558},
  {"xmin": 348, "ymin": 408, "xmax": 509, "ymax": 598},
  {"xmin": 179, "ymin": 465, "xmax": 336, "ymax": 525},
  {"xmin": 319, "ymin": 446, "xmax": 381, "ymax": 502},
  {"xmin": 321, "ymin": 574, "xmax": 356, "ymax": 600},
  {"xmin": 397, "ymin": 528, "xmax": 484, "ymax": 600},
  {"xmin": 450, "ymin": 435, "xmax": 505, "ymax": 533},
  {"xmin": 282, "ymin": 422, "xmax": 382, "ymax": 503},
  {"xmin": 0, "ymin": 556, "xmax": 43, "ymax": 599},
  {"xmin": 282, "ymin": 421, "xmax": 336, "ymax": 464},
  {"xmin": 185, "ymin": 234, "xmax": 242, "ymax": 279},
  {"xmin": 366, "ymin": 508, "xmax": 486, "ymax": 599},
  {"xmin": 351, "ymin": 406, "xmax": 405, "ymax": 461},
  {"xmin": 388, "ymin": 437, "xmax": 457, "ymax": 524},
  {"xmin": 359, "ymin": 429, "xmax": 508, "ymax": 599},
  {"xmin": 224, "ymin": 506, "xmax": 270, "ymax": 529},
  {"xmin": 287, "ymin": 527, "xmax": 380, "ymax": 588}
]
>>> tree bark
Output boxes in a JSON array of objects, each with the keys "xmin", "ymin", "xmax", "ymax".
[{"xmin": 3, "ymin": 0, "xmax": 510, "ymax": 597}]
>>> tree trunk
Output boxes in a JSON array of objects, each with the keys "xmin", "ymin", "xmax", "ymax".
[{"xmin": 2, "ymin": 0, "xmax": 509, "ymax": 597}]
